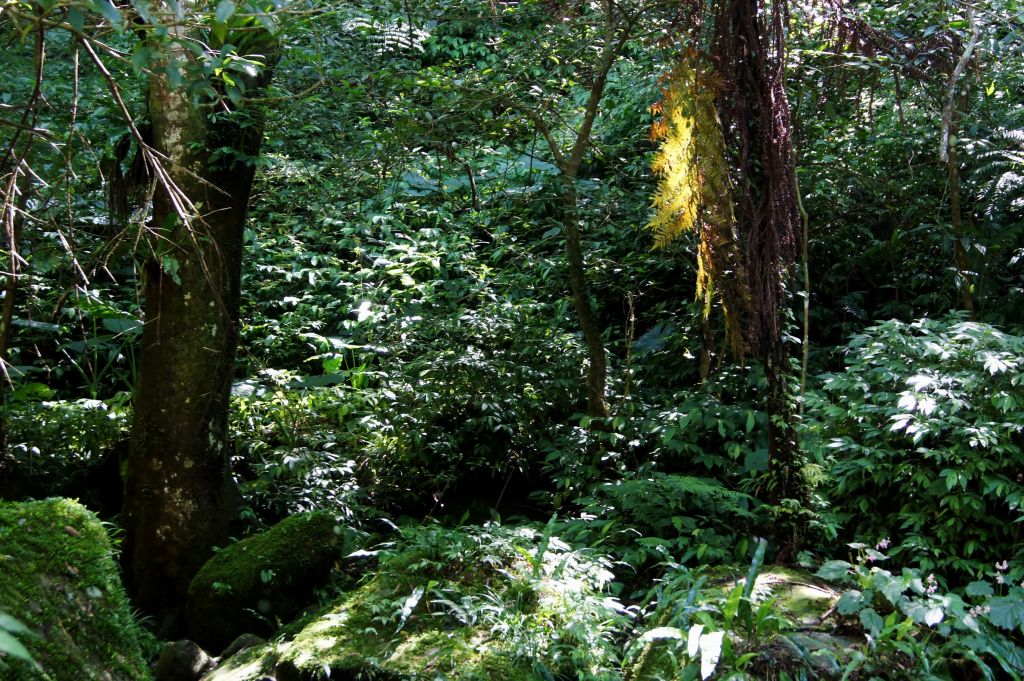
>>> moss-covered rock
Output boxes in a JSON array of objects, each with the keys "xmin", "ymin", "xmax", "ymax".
[
  {"xmin": 0, "ymin": 498, "xmax": 154, "ymax": 680},
  {"xmin": 186, "ymin": 511, "xmax": 353, "ymax": 652},
  {"xmin": 202, "ymin": 523, "xmax": 626, "ymax": 681}
]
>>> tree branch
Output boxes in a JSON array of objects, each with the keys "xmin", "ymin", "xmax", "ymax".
[{"xmin": 939, "ymin": 6, "xmax": 980, "ymax": 163}]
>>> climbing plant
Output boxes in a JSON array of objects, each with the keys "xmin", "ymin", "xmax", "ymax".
[{"xmin": 649, "ymin": 0, "xmax": 804, "ymax": 507}]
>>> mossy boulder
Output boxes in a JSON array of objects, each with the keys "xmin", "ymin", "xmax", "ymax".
[
  {"xmin": 0, "ymin": 498, "xmax": 154, "ymax": 680},
  {"xmin": 202, "ymin": 523, "xmax": 626, "ymax": 681},
  {"xmin": 186, "ymin": 511, "xmax": 352, "ymax": 652}
]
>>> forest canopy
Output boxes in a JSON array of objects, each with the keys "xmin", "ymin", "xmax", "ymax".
[{"xmin": 1, "ymin": 0, "xmax": 1023, "ymax": 678}]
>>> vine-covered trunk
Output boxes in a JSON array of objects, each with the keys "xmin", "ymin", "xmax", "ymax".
[
  {"xmin": 122, "ymin": 67, "xmax": 269, "ymax": 635},
  {"xmin": 764, "ymin": 348, "xmax": 798, "ymax": 503}
]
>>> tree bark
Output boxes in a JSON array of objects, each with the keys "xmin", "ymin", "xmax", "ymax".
[
  {"xmin": 949, "ymin": 140, "xmax": 975, "ymax": 316},
  {"xmin": 948, "ymin": 97, "xmax": 975, "ymax": 316},
  {"xmin": 940, "ymin": 9, "xmax": 978, "ymax": 316},
  {"xmin": 560, "ymin": 173, "xmax": 610, "ymax": 419},
  {"xmin": 122, "ymin": 57, "xmax": 273, "ymax": 635}
]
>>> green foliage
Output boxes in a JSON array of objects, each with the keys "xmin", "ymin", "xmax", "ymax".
[
  {"xmin": 0, "ymin": 612, "xmax": 39, "ymax": 673},
  {"xmin": 971, "ymin": 128, "xmax": 1024, "ymax": 220},
  {"xmin": 791, "ymin": 1, "xmax": 1024, "ymax": 335},
  {"xmin": 207, "ymin": 522, "xmax": 629, "ymax": 681},
  {"xmin": 816, "ymin": 543, "xmax": 1024, "ymax": 679},
  {"xmin": 807, "ymin": 315, "xmax": 1024, "ymax": 578},
  {"xmin": 3, "ymin": 3, "xmax": 1024, "ymax": 679},
  {"xmin": 625, "ymin": 542, "xmax": 821, "ymax": 680},
  {"xmin": 568, "ymin": 472, "xmax": 759, "ymax": 570},
  {"xmin": 378, "ymin": 522, "xmax": 627, "ymax": 674},
  {"xmin": 2, "ymin": 397, "xmax": 128, "ymax": 515}
]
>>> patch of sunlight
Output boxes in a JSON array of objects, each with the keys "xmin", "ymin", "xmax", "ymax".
[
  {"xmin": 315, "ymin": 636, "xmax": 338, "ymax": 651},
  {"xmin": 203, "ymin": 656, "xmax": 264, "ymax": 681},
  {"xmin": 306, "ymin": 610, "xmax": 350, "ymax": 634}
]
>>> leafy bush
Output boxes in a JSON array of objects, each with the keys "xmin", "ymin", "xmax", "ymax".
[
  {"xmin": 807, "ymin": 315, "xmax": 1024, "ymax": 578},
  {"xmin": 1, "ymin": 397, "xmax": 128, "ymax": 515},
  {"xmin": 372, "ymin": 520, "xmax": 628, "ymax": 678},
  {"xmin": 565, "ymin": 472, "xmax": 760, "ymax": 572},
  {"xmin": 230, "ymin": 369, "xmax": 371, "ymax": 520},
  {"xmin": 209, "ymin": 520, "xmax": 630, "ymax": 680},
  {"xmin": 816, "ymin": 543, "xmax": 1024, "ymax": 679}
]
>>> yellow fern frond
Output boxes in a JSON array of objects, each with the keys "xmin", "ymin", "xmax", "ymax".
[{"xmin": 647, "ymin": 53, "xmax": 752, "ymax": 356}]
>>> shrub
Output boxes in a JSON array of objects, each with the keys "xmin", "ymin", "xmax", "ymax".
[
  {"xmin": 807, "ymin": 315, "xmax": 1024, "ymax": 578},
  {"xmin": 816, "ymin": 543, "xmax": 1024, "ymax": 679}
]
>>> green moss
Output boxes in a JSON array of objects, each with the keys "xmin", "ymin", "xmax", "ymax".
[
  {"xmin": 187, "ymin": 510, "xmax": 352, "ymax": 650},
  {"xmin": 192, "ymin": 511, "xmax": 345, "ymax": 596},
  {"xmin": 206, "ymin": 523, "xmax": 625, "ymax": 681},
  {"xmin": 0, "ymin": 498, "xmax": 152, "ymax": 680}
]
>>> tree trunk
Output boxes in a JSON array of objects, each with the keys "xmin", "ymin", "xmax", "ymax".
[
  {"xmin": 122, "ymin": 62, "xmax": 271, "ymax": 635},
  {"xmin": 948, "ymin": 101, "xmax": 975, "ymax": 316},
  {"xmin": 765, "ymin": 348, "xmax": 797, "ymax": 500},
  {"xmin": 561, "ymin": 173, "xmax": 610, "ymax": 420}
]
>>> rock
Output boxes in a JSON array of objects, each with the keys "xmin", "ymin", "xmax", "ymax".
[
  {"xmin": 271, "ymin": 660, "xmax": 301, "ymax": 681},
  {"xmin": 218, "ymin": 633, "xmax": 266, "ymax": 661},
  {"xmin": 0, "ymin": 498, "xmax": 153, "ymax": 680},
  {"xmin": 155, "ymin": 640, "xmax": 215, "ymax": 681},
  {"xmin": 186, "ymin": 511, "xmax": 353, "ymax": 652},
  {"xmin": 627, "ymin": 565, "xmax": 857, "ymax": 680}
]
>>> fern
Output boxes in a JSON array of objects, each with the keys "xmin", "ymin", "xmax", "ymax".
[
  {"xmin": 603, "ymin": 473, "xmax": 757, "ymax": 531},
  {"xmin": 971, "ymin": 128, "xmax": 1024, "ymax": 218},
  {"xmin": 648, "ymin": 53, "xmax": 752, "ymax": 354}
]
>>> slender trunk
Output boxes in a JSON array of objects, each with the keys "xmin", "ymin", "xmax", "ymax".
[
  {"xmin": 939, "ymin": 9, "xmax": 978, "ymax": 316},
  {"xmin": 948, "ymin": 109, "xmax": 975, "ymax": 316},
  {"xmin": 765, "ymin": 350, "xmax": 797, "ymax": 502},
  {"xmin": 123, "ymin": 60, "xmax": 272, "ymax": 635},
  {"xmin": 796, "ymin": 171, "xmax": 810, "ymax": 415},
  {"xmin": 561, "ymin": 173, "xmax": 609, "ymax": 419},
  {"xmin": 556, "ymin": 22, "xmax": 624, "ymax": 421},
  {"xmin": 699, "ymin": 314, "xmax": 713, "ymax": 381}
]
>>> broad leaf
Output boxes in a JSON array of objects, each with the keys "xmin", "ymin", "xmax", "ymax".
[
  {"xmin": 860, "ymin": 607, "xmax": 884, "ymax": 635},
  {"xmin": 966, "ymin": 581, "xmax": 995, "ymax": 598},
  {"xmin": 816, "ymin": 560, "xmax": 852, "ymax": 580},
  {"xmin": 987, "ymin": 596, "xmax": 1024, "ymax": 632},
  {"xmin": 0, "ymin": 630, "xmax": 35, "ymax": 665},
  {"xmin": 699, "ymin": 631, "xmax": 724, "ymax": 680},
  {"xmin": 639, "ymin": 626, "xmax": 684, "ymax": 643},
  {"xmin": 837, "ymin": 590, "xmax": 865, "ymax": 615},
  {"xmin": 687, "ymin": 623, "xmax": 704, "ymax": 657}
]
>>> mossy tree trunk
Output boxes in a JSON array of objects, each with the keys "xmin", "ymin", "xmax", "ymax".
[{"xmin": 122, "ymin": 50, "xmax": 274, "ymax": 635}]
